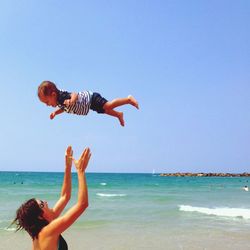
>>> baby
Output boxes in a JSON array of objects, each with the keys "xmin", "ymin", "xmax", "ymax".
[{"xmin": 38, "ymin": 81, "xmax": 139, "ymax": 126}]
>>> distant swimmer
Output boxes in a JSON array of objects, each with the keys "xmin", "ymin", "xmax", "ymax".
[{"xmin": 243, "ymin": 185, "xmax": 249, "ymax": 191}]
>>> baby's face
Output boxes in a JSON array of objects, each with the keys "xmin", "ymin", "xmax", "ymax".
[{"xmin": 39, "ymin": 92, "xmax": 57, "ymax": 107}]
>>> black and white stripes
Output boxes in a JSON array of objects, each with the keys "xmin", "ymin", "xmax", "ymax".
[{"xmin": 59, "ymin": 91, "xmax": 92, "ymax": 116}]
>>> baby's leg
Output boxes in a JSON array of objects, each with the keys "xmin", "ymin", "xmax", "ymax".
[
  {"xmin": 104, "ymin": 95, "xmax": 139, "ymax": 110},
  {"xmin": 105, "ymin": 109, "xmax": 124, "ymax": 127},
  {"xmin": 128, "ymin": 95, "xmax": 139, "ymax": 109}
]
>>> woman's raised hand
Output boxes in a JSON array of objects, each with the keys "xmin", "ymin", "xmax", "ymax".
[
  {"xmin": 73, "ymin": 148, "xmax": 91, "ymax": 172},
  {"xmin": 65, "ymin": 146, "xmax": 73, "ymax": 167}
]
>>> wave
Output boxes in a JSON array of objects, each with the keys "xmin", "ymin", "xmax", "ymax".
[
  {"xmin": 0, "ymin": 227, "xmax": 16, "ymax": 232},
  {"xmin": 179, "ymin": 205, "xmax": 250, "ymax": 219},
  {"xmin": 100, "ymin": 182, "xmax": 107, "ymax": 186},
  {"xmin": 96, "ymin": 193, "xmax": 127, "ymax": 197}
]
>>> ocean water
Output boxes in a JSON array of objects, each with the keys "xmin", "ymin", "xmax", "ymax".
[{"xmin": 1, "ymin": 171, "xmax": 250, "ymax": 249}]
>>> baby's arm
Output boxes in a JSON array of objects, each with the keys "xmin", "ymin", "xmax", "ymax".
[
  {"xmin": 64, "ymin": 92, "xmax": 78, "ymax": 106},
  {"xmin": 50, "ymin": 108, "xmax": 64, "ymax": 120}
]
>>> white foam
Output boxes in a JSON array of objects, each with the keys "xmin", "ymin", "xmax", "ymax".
[
  {"xmin": 179, "ymin": 205, "xmax": 250, "ymax": 219},
  {"xmin": 96, "ymin": 193, "xmax": 127, "ymax": 197},
  {"xmin": 0, "ymin": 227, "xmax": 16, "ymax": 232},
  {"xmin": 100, "ymin": 183, "xmax": 107, "ymax": 186}
]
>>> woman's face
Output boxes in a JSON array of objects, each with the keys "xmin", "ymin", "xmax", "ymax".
[
  {"xmin": 36, "ymin": 199, "xmax": 51, "ymax": 220},
  {"xmin": 37, "ymin": 199, "xmax": 48, "ymax": 209}
]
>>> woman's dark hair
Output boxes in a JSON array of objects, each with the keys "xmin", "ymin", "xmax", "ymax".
[
  {"xmin": 12, "ymin": 198, "xmax": 49, "ymax": 239},
  {"xmin": 37, "ymin": 80, "xmax": 59, "ymax": 98}
]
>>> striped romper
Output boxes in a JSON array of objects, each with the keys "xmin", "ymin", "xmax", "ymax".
[
  {"xmin": 57, "ymin": 90, "xmax": 93, "ymax": 115},
  {"xmin": 57, "ymin": 90, "xmax": 108, "ymax": 115}
]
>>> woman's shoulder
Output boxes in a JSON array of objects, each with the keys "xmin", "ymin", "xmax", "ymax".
[{"xmin": 34, "ymin": 229, "xmax": 59, "ymax": 250}]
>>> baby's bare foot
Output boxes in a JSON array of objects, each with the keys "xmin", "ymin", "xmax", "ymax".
[
  {"xmin": 128, "ymin": 95, "xmax": 139, "ymax": 109},
  {"xmin": 118, "ymin": 112, "xmax": 125, "ymax": 127}
]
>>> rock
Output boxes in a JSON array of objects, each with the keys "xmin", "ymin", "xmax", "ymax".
[{"xmin": 159, "ymin": 172, "xmax": 250, "ymax": 177}]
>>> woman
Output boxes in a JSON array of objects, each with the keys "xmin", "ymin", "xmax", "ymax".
[{"xmin": 12, "ymin": 146, "xmax": 91, "ymax": 250}]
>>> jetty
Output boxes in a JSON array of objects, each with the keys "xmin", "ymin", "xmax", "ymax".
[{"xmin": 159, "ymin": 172, "xmax": 250, "ymax": 177}]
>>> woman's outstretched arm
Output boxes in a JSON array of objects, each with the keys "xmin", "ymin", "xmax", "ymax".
[
  {"xmin": 52, "ymin": 146, "xmax": 73, "ymax": 218},
  {"xmin": 43, "ymin": 147, "xmax": 91, "ymax": 236}
]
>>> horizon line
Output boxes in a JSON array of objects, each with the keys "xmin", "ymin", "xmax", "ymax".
[{"xmin": 1, "ymin": 170, "xmax": 249, "ymax": 174}]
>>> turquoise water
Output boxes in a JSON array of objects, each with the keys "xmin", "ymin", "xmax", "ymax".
[{"xmin": 1, "ymin": 171, "xmax": 250, "ymax": 233}]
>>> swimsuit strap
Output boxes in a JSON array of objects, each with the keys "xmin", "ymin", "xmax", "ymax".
[{"xmin": 58, "ymin": 235, "xmax": 68, "ymax": 250}]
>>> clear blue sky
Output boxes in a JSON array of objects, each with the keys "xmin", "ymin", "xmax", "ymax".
[{"xmin": 0, "ymin": 1, "xmax": 249, "ymax": 173}]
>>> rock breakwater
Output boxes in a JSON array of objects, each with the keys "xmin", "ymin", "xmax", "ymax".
[{"xmin": 159, "ymin": 172, "xmax": 250, "ymax": 177}]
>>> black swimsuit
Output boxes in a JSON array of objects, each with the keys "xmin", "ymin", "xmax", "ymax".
[{"xmin": 58, "ymin": 235, "xmax": 68, "ymax": 250}]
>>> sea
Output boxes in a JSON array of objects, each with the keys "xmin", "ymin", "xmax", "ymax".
[{"xmin": 0, "ymin": 171, "xmax": 250, "ymax": 250}]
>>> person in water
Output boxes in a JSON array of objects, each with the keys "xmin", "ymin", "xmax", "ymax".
[
  {"xmin": 38, "ymin": 80, "xmax": 139, "ymax": 126},
  {"xmin": 12, "ymin": 146, "xmax": 91, "ymax": 250}
]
